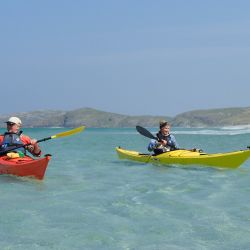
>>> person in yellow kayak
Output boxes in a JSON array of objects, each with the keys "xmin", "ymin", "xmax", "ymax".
[
  {"xmin": 148, "ymin": 120, "xmax": 179, "ymax": 155},
  {"xmin": 0, "ymin": 117, "xmax": 42, "ymax": 157}
]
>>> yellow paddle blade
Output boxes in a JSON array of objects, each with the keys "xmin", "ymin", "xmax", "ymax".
[{"xmin": 51, "ymin": 126, "xmax": 85, "ymax": 139}]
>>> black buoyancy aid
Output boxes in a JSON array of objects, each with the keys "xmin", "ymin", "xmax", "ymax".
[
  {"xmin": 156, "ymin": 132, "xmax": 177, "ymax": 150},
  {"xmin": 0, "ymin": 131, "xmax": 26, "ymax": 154}
]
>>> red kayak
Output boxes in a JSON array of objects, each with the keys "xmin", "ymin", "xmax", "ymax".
[{"xmin": 0, "ymin": 154, "xmax": 51, "ymax": 180}]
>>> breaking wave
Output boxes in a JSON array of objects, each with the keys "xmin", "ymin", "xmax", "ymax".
[{"xmin": 173, "ymin": 126, "xmax": 250, "ymax": 135}]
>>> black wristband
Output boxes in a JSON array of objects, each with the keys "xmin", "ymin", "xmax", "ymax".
[{"xmin": 33, "ymin": 150, "xmax": 41, "ymax": 156}]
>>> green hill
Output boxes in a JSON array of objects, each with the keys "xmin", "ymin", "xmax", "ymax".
[
  {"xmin": 1, "ymin": 106, "xmax": 250, "ymax": 128},
  {"xmin": 0, "ymin": 108, "xmax": 170, "ymax": 128},
  {"xmin": 171, "ymin": 107, "xmax": 250, "ymax": 127}
]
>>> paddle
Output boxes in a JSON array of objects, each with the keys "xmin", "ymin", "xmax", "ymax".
[
  {"xmin": 136, "ymin": 125, "xmax": 158, "ymax": 140},
  {"xmin": 0, "ymin": 126, "xmax": 85, "ymax": 156}
]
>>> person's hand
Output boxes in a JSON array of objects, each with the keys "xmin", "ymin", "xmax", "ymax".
[
  {"xmin": 26, "ymin": 139, "xmax": 38, "ymax": 152},
  {"xmin": 160, "ymin": 139, "xmax": 167, "ymax": 146},
  {"xmin": 26, "ymin": 145, "xmax": 34, "ymax": 151},
  {"xmin": 28, "ymin": 139, "xmax": 41, "ymax": 156}
]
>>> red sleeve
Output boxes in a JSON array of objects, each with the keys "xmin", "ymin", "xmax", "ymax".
[
  {"xmin": 20, "ymin": 134, "xmax": 42, "ymax": 157},
  {"xmin": 0, "ymin": 135, "xmax": 3, "ymax": 144},
  {"xmin": 20, "ymin": 135, "xmax": 31, "ymax": 144}
]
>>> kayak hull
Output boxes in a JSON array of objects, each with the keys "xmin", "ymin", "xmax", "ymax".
[
  {"xmin": 0, "ymin": 155, "xmax": 51, "ymax": 180},
  {"xmin": 116, "ymin": 147, "xmax": 250, "ymax": 169}
]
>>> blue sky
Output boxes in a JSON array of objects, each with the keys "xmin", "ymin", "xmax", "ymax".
[{"xmin": 1, "ymin": 0, "xmax": 250, "ymax": 116}]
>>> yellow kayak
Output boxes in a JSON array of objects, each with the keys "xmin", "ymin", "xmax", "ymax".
[{"xmin": 116, "ymin": 147, "xmax": 250, "ymax": 169}]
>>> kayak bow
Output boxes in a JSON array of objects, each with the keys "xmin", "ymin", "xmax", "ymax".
[
  {"xmin": 116, "ymin": 147, "xmax": 250, "ymax": 169},
  {"xmin": 0, "ymin": 154, "xmax": 51, "ymax": 179}
]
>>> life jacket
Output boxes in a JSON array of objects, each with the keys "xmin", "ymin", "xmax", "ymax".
[
  {"xmin": 0, "ymin": 131, "xmax": 26, "ymax": 154},
  {"xmin": 156, "ymin": 131, "xmax": 177, "ymax": 151}
]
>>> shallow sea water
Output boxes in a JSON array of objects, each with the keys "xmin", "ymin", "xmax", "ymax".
[{"xmin": 0, "ymin": 127, "xmax": 250, "ymax": 250}]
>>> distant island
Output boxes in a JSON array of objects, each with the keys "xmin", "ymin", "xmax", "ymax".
[{"xmin": 0, "ymin": 107, "xmax": 250, "ymax": 128}]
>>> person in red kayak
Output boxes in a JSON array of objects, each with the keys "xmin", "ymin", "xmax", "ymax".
[{"xmin": 0, "ymin": 117, "xmax": 41, "ymax": 157}]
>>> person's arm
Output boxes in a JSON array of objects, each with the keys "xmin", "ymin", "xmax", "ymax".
[
  {"xmin": 148, "ymin": 139, "xmax": 159, "ymax": 152},
  {"xmin": 170, "ymin": 134, "xmax": 179, "ymax": 149},
  {"xmin": 21, "ymin": 135, "xmax": 42, "ymax": 157},
  {"xmin": 0, "ymin": 135, "xmax": 4, "ymax": 145},
  {"xmin": 29, "ymin": 139, "xmax": 42, "ymax": 157}
]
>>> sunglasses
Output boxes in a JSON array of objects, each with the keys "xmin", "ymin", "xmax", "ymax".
[{"xmin": 7, "ymin": 122, "xmax": 16, "ymax": 126}]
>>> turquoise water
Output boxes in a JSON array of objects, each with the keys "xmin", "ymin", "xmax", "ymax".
[{"xmin": 1, "ymin": 127, "xmax": 250, "ymax": 250}]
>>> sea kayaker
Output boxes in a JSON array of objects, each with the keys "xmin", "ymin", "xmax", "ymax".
[
  {"xmin": 0, "ymin": 117, "xmax": 42, "ymax": 157},
  {"xmin": 148, "ymin": 120, "xmax": 179, "ymax": 155}
]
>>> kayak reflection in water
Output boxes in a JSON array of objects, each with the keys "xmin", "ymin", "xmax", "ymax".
[
  {"xmin": 148, "ymin": 120, "xmax": 179, "ymax": 155},
  {"xmin": 0, "ymin": 117, "xmax": 42, "ymax": 157}
]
